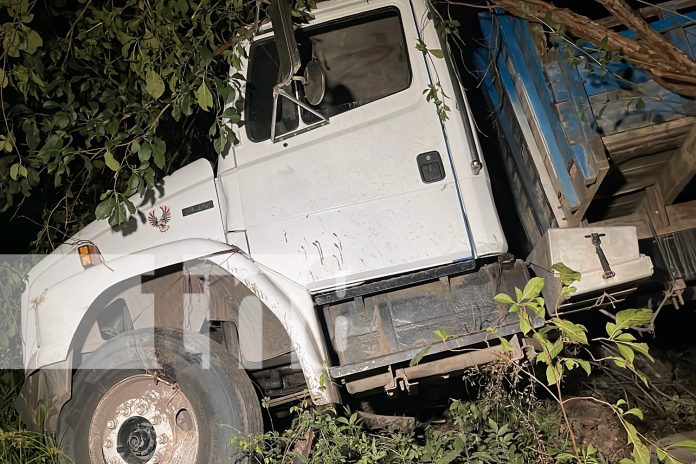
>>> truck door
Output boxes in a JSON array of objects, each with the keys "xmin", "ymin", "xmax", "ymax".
[{"xmin": 227, "ymin": 0, "xmax": 474, "ymax": 291}]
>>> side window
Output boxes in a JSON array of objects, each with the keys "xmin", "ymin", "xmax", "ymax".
[
  {"xmin": 245, "ymin": 8, "xmax": 412, "ymax": 143},
  {"xmin": 245, "ymin": 41, "xmax": 299, "ymax": 142}
]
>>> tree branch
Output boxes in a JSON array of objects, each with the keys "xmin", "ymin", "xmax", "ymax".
[{"xmin": 487, "ymin": 0, "xmax": 696, "ymax": 97}]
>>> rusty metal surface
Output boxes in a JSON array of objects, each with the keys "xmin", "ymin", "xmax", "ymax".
[
  {"xmin": 322, "ymin": 260, "xmax": 530, "ymax": 370},
  {"xmin": 650, "ymin": 228, "xmax": 696, "ymax": 282},
  {"xmin": 345, "ymin": 337, "xmax": 524, "ymax": 395},
  {"xmin": 15, "ymin": 359, "xmax": 71, "ymax": 433},
  {"xmin": 89, "ymin": 373, "xmax": 198, "ymax": 464}
]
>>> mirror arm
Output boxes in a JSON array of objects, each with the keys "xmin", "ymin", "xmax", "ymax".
[
  {"xmin": 270, "ymin": 85, "xmax": 281, "ymax": 143},
  {"xmin": 270, "ymin": 84, "xmax": 329, "ymax": 143}
]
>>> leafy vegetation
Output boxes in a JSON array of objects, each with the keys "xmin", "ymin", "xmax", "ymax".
[
  {"xmin": 0, "ymin": 0, "xmax": 261, "ymax": 249},
  {"xmin": 232, "ymin": 265, "xmax": 696, "ymax": 463},
  {"xmin": 234, "ymin": 366, "xmax": 575, "ymax": 463},
  {"xmin": 0, "ymin": 371, "xmax": 67, "ymax": 463},
  {"xmin": 491, "ymin": 264, "xmax": 696, "ymax": 464},
  {"xmin": 1, "ymin": 0, "xmax": 691, "ymax": 252}
]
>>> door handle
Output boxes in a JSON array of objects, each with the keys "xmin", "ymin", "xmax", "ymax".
[{"xmin": 417, "ymin": 151, "xmax": 446, "ymax": 183}]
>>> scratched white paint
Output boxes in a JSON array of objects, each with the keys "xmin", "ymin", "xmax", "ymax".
[{"xmin": 220, "ymin": 0, "xmax": 508, "ymax": 291}]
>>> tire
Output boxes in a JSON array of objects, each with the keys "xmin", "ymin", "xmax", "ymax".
[{"xmin": 58, "ymin": 328, "xmax": 262, "ymax": 464}]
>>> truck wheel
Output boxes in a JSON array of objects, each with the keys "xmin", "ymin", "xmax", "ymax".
[{"xmin": 58, "ymin": 328, "xmax": 262, "ymax": 464}]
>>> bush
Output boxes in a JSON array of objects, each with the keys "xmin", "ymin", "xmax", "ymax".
[{"xmin": 234, "ymin": 363, "xmax": 575, "ymax": 464}]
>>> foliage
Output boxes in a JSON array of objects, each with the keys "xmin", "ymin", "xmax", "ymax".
[
  {"xmin": 1, "ymin": 0, "xmax": 259, "ymax": 249},
  {"xmin": 493, "ymin": 263, "xmax": 696, "ymax": 464},
  {"xmin": 0, "ymin": 371, "xmax": 68, "ymax": 463},
  {"xmin": 0, "ymin": 257, "xmax": 66, "ymax": 463},
  {"xmin": 232, "ymin": 263, "xmax": 696, "ymax": 464},
  {"xmin": 234, "ymin": 366, "xmax": 576, "ymax": 463}
]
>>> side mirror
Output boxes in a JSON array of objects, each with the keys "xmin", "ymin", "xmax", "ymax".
[
  {"xmin": 303, "ymin": 60, "xmax": 326, "ymax": 106},
  {"xmin": 269, "ymin": 0, "xmax": 300, "ymax": 88},
  {"xmin": 268, "ymin": 0, "xmax": 328, "ymax": 142}
]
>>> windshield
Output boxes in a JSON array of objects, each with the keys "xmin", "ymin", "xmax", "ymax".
[{"xmin": 245, "ymin": 7, "xmax": 411, "ymax": 142}]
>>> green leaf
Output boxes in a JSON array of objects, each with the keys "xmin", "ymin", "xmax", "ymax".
[
  {"xmin": 527, "ymin": 300, "xmax": 546, "ymax": 319},
  {"xmin": 617, "ymin": 342, "xmax": 635, "ymax": 365},
  {"xmin": 108, "ymin": 201, "xmax": 127, "ymax": 227},
  {"xmin": 631, "ymin": 441, "xmax": 650, "ymax": 464},
  {"xmin": 104, "ymin": 150, "xmax": 120, "ymax": 172},
  {"xmin": 153, "ymin": 149, "xmax": 165, "ymax": 169},
  {"xmin": 551, "ymin": 262, "xmax": 581, "ymax": 286},
  {"xmin": 552, "ymin": 318, "xmax": 588, "ymax": 344},
  {"xmin": 24, "ymin": 29, "xmax": 43, "ymax": 55},
  {"xmin": 433, "ymin": 329, "xmax": 450, "ymax": 342},
  {"xmin": 429, "ymin": 48, "xmax": 444, "ymax": 59},
  {"xmin": 487, "ymin": 417, "xmax": 498, "ymax": 433},
  {"xmin": 521, "ymin": 277, "xmax": 544, "ymax": 301},
  {"xmin": 624, "ymin": 408, "xmax": 644, "ymax": 420},
  {"xmin": 669, "ymin": 440, "xmax": 696, "ymax": 452},
  {"xmin": 577, "ymin": 359, "xmax": 591, "ymax": 375},
  {"xmin": 616, "ymin": 309, "xmax": 652, "ymax": 330},
  {"xmin": 213, "ymin": 133, "xmax": 227, "ymax": 155},
  {"xmin": 410, "ymin": 342, "xmax": 434, "ymax": 367},
  {"xmin": 9, "ymin": 163, "xmax": 19, "ymax": 181},
  {"xmin": 549, "ymin": 338, "xmax": 563, "ymax": 359},
  {"xmin": 545, "ymin": 363, "xmax": 562, "ymax": 385},
  {"xmin": 499, "ymin": 337, "xmax": 512, "ymax": 352},
  {"xmin": 616, "ymin": 332, "xmax": 637, "ymax": 342},
  {"xmin": 95, "ymin": 197, "xmax": 114, "ymax": 220},
  {"xmin": 196, "ymin": 81, "xmax": 213, "ymax": 111},
  {"xmin": 124, "ymin": 198, "xmax": 136, "ymax": 215},
  {"xmin": 138, "ymin": 142, "xmax": 152, "ymax": 162},
  {"xmin": 657, "ymin": 448, "xmax": 668, "ymax": 461},
  {"xmin": 617, "ymin": 340, "xmax": 653, "ymax": 361},
  {"xmin": 494, "ymin": 293, "xmax": 515, "ymax": 305},
  {"xmin": 145, "ymin": 70, "xmax": 165, "ymax": 99},
  {"xmin": 519, "ymin": 311, "xmax": 532, "ymax": 335},
  {"xmin": 0, "ymin": 68, "xmax": 8, "ymax": 88}
]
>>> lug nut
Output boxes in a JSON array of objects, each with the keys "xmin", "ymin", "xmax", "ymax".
[
  {"xmin": 157, "ymin": 434, "xmax": 168, "ymax": 444},
  {"xmin": 107, "ymin": 420, "xmax": 117, "ymax": 429},
  {"xmin": 104, "ymin": 439, "xmax": 112, "ymax": 448}
]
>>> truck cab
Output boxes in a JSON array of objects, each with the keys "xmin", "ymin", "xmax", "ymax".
[{"xmin": 218, "ymin": 0, "xmax": 506, "ymax": 290}]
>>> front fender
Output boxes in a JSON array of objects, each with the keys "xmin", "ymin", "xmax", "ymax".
[
  {"xmin": 24, "ymin": 239, "xmax": 232, "ymax": 372},
  {"xmin": 208, "ymin": 252, "xmax": 340, "ymax": 405},
  {"xmin": 25, "ymin": 238, "xmax": 340, "ymax": 408}
]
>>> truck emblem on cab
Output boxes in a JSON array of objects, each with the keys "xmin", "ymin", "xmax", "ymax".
[{"xmin": 148, "ymin": 205, "xmax": 171, "ymax": 232}]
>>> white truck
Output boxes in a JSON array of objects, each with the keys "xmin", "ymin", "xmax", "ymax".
[{"xmin": 16, "ymin": 0, "xmax": 656, "ymax": 462}]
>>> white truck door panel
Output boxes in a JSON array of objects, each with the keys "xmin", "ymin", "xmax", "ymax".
[{"xmin": 229, "ymin": 1, "xmax": 474, "ymax": 290}]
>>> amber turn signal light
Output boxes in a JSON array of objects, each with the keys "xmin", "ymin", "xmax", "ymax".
[{"xmin": 77, "ymin": 244, "xmax": 103, "ymax": 268}]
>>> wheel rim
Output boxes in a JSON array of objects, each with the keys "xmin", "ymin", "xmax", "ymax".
[{"xmin": 89, "ymin": 374, "xmax": 199, "ymax": 464}]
